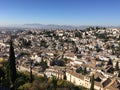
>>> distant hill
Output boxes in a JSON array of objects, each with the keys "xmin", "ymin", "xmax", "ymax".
[
  {"xmin": 0, "ymin": 24, "xmax": 120, "ymax": 30},
  {"xmin": 0, "ymin": 24, "xmax": 90, "ymax": 30},
  {"xmin": 21, "ymin": 24, "xmax": 90, "ymax": 30}
]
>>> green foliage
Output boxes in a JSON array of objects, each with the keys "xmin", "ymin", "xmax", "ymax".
[
  {"xmin": 74, "ymin": 46, "xmax": 79, "ymax": 53},
  {"xmin": 107, "ymin": 67, "xmax": 114, "ymax": 74},
  {"xmin": 0, "ymin": 55, "xmax": 18, "ymax": 89},
  {"xmin": 51, "ymin": 76, "xmax": 57, "ymax": 90},
  {"xmin": 50, "ymin": 60, "xmax": 65, "ymax": 66},
  {"xmin": 115, "ymin": 61, "xmax": 119, "ymax": 71},
  {"xmin": 76, "ymin": 67, "xmax": 87, "ymax": 75},
  {"xmin": 21, "ymin": 38, "xmax": 31, "ymax": 48},
  {"xmin": 30, "ymin": 60, "xmax": 33, "ymax": 83},
  {"xmin": 0, "ymin": 68, "xmax": 5, "ymax": 78},
  {"xmin": 0, "ymin": 68, "xmax": 10, "ymax": 87},
  {"xmin": 14, "ymin": 72, "xmax": 30, "ymax": 89},
  {"xmin": 118, "ymin": 70, "xmax": 120, "ymax": 77},
  {"xmin": 94, "ymin": 31, "xmax": 108, "ymax": 40},
  {"xmin": 75, "ymin": 31, "xmax": 82, "ymax": 38},
  {"xmin": 115, "ymin": 42, "xmax": 120, "ymax": 57},
  {"xmin": 17, "ymin": 52, "xmax": 29, "ymax": 58},
  {"xmin": 90, "ymin": 75, "xmax": 94, "ymax": 90},
  {"xmin": 57, "ymin": 80, "xmax": 64, "ymax": 86},
  {"xmin": 16, "ymin": 77, "xmax": 27, "ymax": 89},
  {"xmin": 18, "ymin": 83, "xmax": 31, "ymax": 90},
  {"xmin": 63, "ymin": 58, "xmax": 71, "ymax": 64},
  {"xmin": 7, "ymin": 40, "xmax": 17, "ymax": 89},
  {"xmin": 96, "ymin": 26, "xmax": 100, "ymax": 30},
  {"xmin": 107, "ymin": 59, "xmax": 113, "ymax": 66},
  {"xmin": 40, "ymin": 40, "xmax": 48, "ymax": 48},
  {"xmin": 82, "ymin": 67, "xmax": 87, "ymax": 75},
  {"xmin": 16, "ymin": 75, "xmax": 88, "ymax": 90},
  {"xmin": 27, "ymin": 31, "xmax": 32, "ymax": 35},
  {"xmin": 40, "ymin": 59, "xmax": 48, "ymax": 71},
  {"xmin": 76, "ymin": 67, "xmax": 82, "ymax": 73},
  {"xmin": 0, "ymin": 64, "xmax": 10, "ymax": 87},
  {"xmin": 63, "ymin": 73, "xmax": 67, "ymax": 80}
]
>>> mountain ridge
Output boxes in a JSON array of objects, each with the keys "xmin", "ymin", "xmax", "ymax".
[{"xmin": 0, "ymin": 24, "xmax": 120, "ymax": 30}]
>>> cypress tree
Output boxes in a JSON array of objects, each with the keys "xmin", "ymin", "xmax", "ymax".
[
  {"xmin": 107, "ymin": 59, "xmax": 113, "ymax": 66},
  {"xmin": 90, "ymin": 75, "xmax": 94, "ymax": 90},
  {"xmin": 118, "ymin": 70, "xmax": 120, "ymax": 77},
  {"xmin": 30, "ymin": 60, "xmax": 33, "ymax": 83},
  {"xmin": 115, "ymin": 61, "xmax": 119, "ymax": 71},
  {"xmin": 63, "ymin": 68, "xmax": 67, "ymax": 80},
  {"xmin": 83, "ymin": 67, "xmax": 87, "ymax": 75},
  {"xmin": 8, "ymin": 40, "xmax": 17, "ymax": 89}
]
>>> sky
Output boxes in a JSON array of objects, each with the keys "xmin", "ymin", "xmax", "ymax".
[{"xmin": 0, "ymin": 0, "xmax": 120, "ymax": 26}]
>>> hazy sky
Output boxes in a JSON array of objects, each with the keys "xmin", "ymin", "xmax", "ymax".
[{"xmin": 0, "ymin": 0, "xmax": 120, "ymax": 26}]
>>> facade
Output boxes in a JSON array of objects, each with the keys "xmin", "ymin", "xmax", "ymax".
[{"xmin": 66, "ymin": 69, "xmax": 120, "ymax": 90}]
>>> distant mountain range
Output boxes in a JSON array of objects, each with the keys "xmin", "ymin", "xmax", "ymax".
[
  {"xmin": 22, "ymin": 24, "xmax": 90, "ymax": 30},
  {"xmin": 0, "ymin": 24, "xmax": 120, "ymax": 30}
]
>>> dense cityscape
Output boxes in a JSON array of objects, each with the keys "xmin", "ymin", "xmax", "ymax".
[{"xmin": 0, "ymin": 27, "xmax": 120, "ymax": 90}]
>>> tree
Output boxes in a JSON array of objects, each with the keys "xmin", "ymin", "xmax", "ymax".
[
  {"xmin": 115, "ymin": 42, "xmax": 120, "ymax": 57},
  {"xmin": 75, "ymin": 31, "xmax": 82, "ymax": 38},
  {"xmin": 76, "ymin": 67, "xmax": 82, "ymax": 73},
  {"xmin": 30, "ymin": 60, "xmax": 33, "ymax": 83},
  {"xmin": 90, "ymin": 75, "xmax": 94, "ymax": 90},
  {"xmin": 56, "ymin": 60, "xmax": 65, "ymax": 66},
  {"xmin": 21, "ymin": 39, "xmax": 31, "ymax": 48},
  {"xmin": 50, "ymin": 60, "xmax": 56, "ymax": 66},
  {"xmin": 0, "ymin": 68, "xmax": 5, "ymax": 86},
  {"xmin": 0, "ymin": 68, "xmax": 5, "ymax": 78},
  {"xmin": 96, "ymin": 26, "xmax": 99, "ymax": 30},
  {"xmin": 52, "ymin": 76, "xmax": 57, "ymax": 90},
  {"xmin": 40, "ymin": 40, "xmax": 48, "ymax": 48},
  {"xmin": 40, "ymin": 59, "xmax": 48, "ymax": 71},
  {"xmin": 7, "ymin": 40, "xmax": 17, "ymax": 89},
  {"xmin": 63, "ymin": 68, "xmax": 66, "ymax": 80},
  {"xmin": 83, "ymin": 67, "xmax": 87, "ymax": 75},
  {"xmin": 107, "ymin": 59, "xmax": 113, "ymax": 66},
  {"xmin": 74, "ymin": 46, "xmax": 79, "ymax": 53},
  {"xmin": 115, "ymin": 61, "xmax": 119, "ymax": 71},
  {"xmin": 118, "ymin": 70, "xmax": 120, "ymax": 77}
]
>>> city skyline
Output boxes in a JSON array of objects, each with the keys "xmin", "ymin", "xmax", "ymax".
[{"xmin": 0, "ymin": 0, "xmax": 120, "ymax": 26}]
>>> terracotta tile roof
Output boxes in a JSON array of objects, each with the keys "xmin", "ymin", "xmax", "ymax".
[
  {"xmin": 94, "ymin": 72, "xmax": 105, "ymax": 79},
  {"xmin": 102, "ymin": 78, "xmax": 111, "ymax": 88},
  {"xmin": 106, "ymin": 86, "xmax": 120, "ymax": 90},
  {"xmin": 95, "ymin": 78, "xmax": 111, "ymax": 88},
  {"xmin": 94, "ymin": 81, "xmax": 103, "ymax": 87},
  {"xmin": 111, "ymin": 79, "xmax": 120, "ymax": 88},
  {"xmin": 106, "ymin": 79, "xmax": 120, "ymax": 90},
  {"xmin": 67, "ymin": 70, "xmax": 84, "ymax": 80}
]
